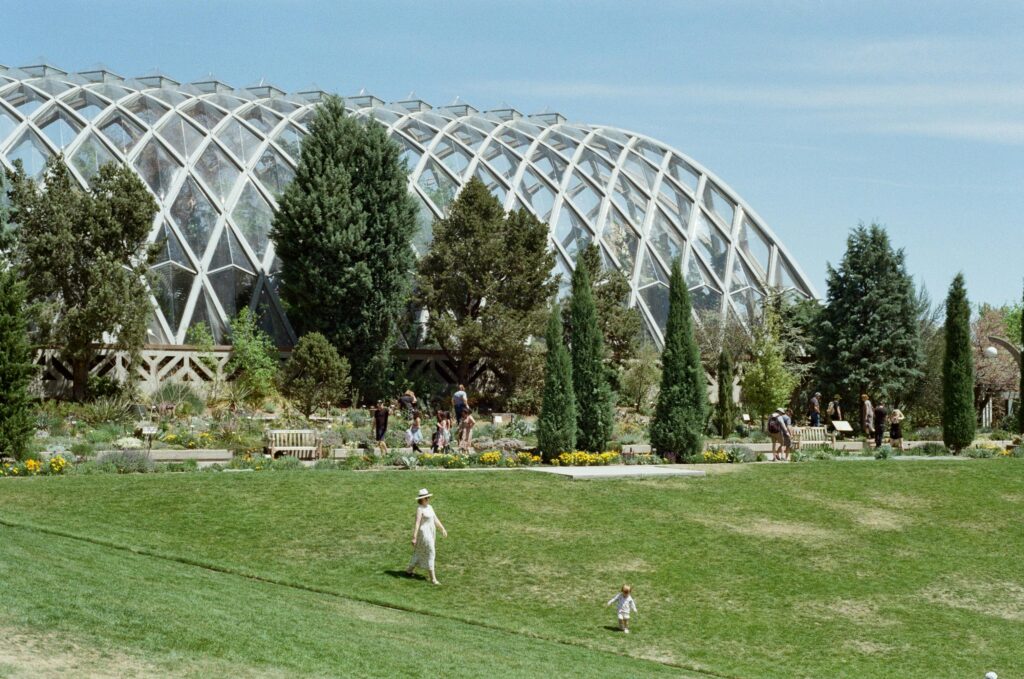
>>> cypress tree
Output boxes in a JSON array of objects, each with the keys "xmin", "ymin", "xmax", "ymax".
[
  {"xmin": 272, "ymin": 96, "xmax": 417, "ymax": 401},
  {"xmin": 713, "ymin": 349, "xmax": 736, "ymax": 438},
  {"xmin": 651, "ymin": 258, "xmax": 707, "ymax": 460},
  {"xmin": 942, "ymin": 273, "xmax": 975, "ymax": 451},
  {"xmin": 0, "ymin": 267, "xmax": 36, "ymax": 459},
  {"xmin": 537, "ymin": 306, "xmax": 576, "ymax": 459},
  {"xmin": 1019, "ymin": 283, "xmax": 1024, "ymax": 435},
  {"xmin": 569, "ymin": 257, "xmax": 614, "ymax": 452}
]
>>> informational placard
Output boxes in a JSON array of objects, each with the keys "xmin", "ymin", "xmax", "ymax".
[
  {"xmin": 741, "ymin": 413, "xmax": 752, "ymax": 423},
  {"xmin": 832, "ymin": 420, "xmax": 853, "ymax": 433}
]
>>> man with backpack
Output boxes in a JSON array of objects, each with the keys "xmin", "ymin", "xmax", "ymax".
[{"xmin": 768, "ymin": 409, "xmax": 787, "ymax": 461}]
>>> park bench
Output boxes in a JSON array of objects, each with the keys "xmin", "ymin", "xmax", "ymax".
[
  {"xmin": 265, "ymin": 429, "xmax": 322, "ymax": 460},
  {"xmin": 790, "ymin": 426, "xmax": 836, "ymax": 450}
]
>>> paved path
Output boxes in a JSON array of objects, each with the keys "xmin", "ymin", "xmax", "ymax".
[{"xmin": 528, "ymin": 465, "xmax": 705, "ymax": 480}]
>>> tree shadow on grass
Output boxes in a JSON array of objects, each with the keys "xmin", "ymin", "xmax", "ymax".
[{"xmin": 384, "ymin": 569, "xmax": 427, "ymax": 581}]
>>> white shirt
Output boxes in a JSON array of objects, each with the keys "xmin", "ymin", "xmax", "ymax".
[
  {"xmin": 453, "ymin": 390, "xmax": 467, "ymax": 405},
  {"xmin": 607, "ymin": 593, "xmax": 638, "ymax": 615}
]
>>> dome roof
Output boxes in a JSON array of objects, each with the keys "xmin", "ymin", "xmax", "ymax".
[{"xmin": 0, "ymin": 64, "xmax": 815, "ymax": 346}]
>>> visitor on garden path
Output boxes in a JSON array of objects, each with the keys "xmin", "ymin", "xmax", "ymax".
[
  {"xmin": 826, "ymin": 394, "xmax": 843, "ymax": 431},
  {"xmin": 398, "ymin": 390, "xmax": 417, "ymax": 414},
  {"xmin": 453, "ymin": 384, "xmax": 468, "ymax": 423},
  {"xmin": 861, "ymin": 394, "xmax": 874, "ymax": 438},
  {"xmin": 372, "ymin": 401, "xmax": 390, "ymax": 455},
  {"xmin": 431, "ymin": 410, "xmax": 445, "ymax": 453},
  {"xmin": 406, "ymin": 488, "xmax": 447, "ymax": 585},
  {"xmin": 768, "ymin": 409, "xmax": 785, "ymax": 460},
  {"xmin": 873, "ymin": 400, "xmax": 888, "ymax": 448},
  {"xmin": 406, "ymin": 412, "xmax": 423, "ymax": 454},
  {"xmin": 606, "ymin": 584, "xmax": 638, "ymax": 633},
  {"xmin": 458, "ymin": 407, "xmax": 476, "ymax": 452},
  {"xmin": 782, "ymin": 408, "xmax": 795, "ymax": 458},
  {"xmin": 808, "ymin": 392, "xmax": 822, "ymax": 426},
  {"xmin": 889, "ymin": 408, "xmax": 905, "ymax": 451}
]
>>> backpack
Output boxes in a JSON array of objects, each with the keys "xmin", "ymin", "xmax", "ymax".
[{"xmin": 768, "ymin": 416, "xmax": 781, "ymax": 434}]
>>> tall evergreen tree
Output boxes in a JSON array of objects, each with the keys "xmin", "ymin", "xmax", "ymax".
[
  {"xmin": 537, "ymin": 306, "xmax": 576, "ymax": 458},
  {"xmin": 272, "ymin": 96, "xmax": 417, "ymax": 401},
  {"xmin": 569, "ymin": 244, "xmax": 643, "ymax": 374},
  {"xmin": 1019, "ymin": 284, "xmax": 1024, "ymax": 435},
  {"xmin": 942, "ymin": 274, "xmax": 975, "ymax": 451},
  {"xmin": 650, "ymin": 258, "xmax": 706, "ymax": 459},
  {"xmin": 713, "ymin": 349, "xmax": 736, "ymax": 438},
  {"xmin": 816, "ymin": 224, "xmax": 921, "ymax": 411},
  {"xmin": 569, "ymin": 256, "xmax": 615, "ymax": 451},
  {"xmin": 0, "ymin": 267, "xmax": 36, "ymax": 459}
]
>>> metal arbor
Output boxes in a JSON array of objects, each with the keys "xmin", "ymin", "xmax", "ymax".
[{"xmin": 0, "ymin": 64, "xmax": 816, "ymax": 348}]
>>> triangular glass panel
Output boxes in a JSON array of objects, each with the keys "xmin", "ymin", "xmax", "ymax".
[
  {"xmin": 737, "ymin": 217, "xmax": 771, "ymax": 279},
  {"xmin": 70, "ymin": 133, "xmax": 116, "ymax": 186},
  {"xmin": 588, "ymin": 133, "xmax": 623, "ymax": 163},
  {"xmin": 648, "ymin": 208, "xmax": 685, "ymax": 268},
  {"xmin": 773, "ymin": 255, "xmax": 806, "ymax": 295},
  {"xmin": 731, "ymin": 286, "xmax": 764, "ymax": 328},
  {"xmin": 411, "ymin": 193, "xmax": 436, "ymax": 257},
  {"xmin": 418, "ymin": 160, "xmax": 457, "ymax": 214},
  {"xmin": 693, "ymin": 210, "xmax": 729, "ymax": 283},
  {"xmin": 565, "ymin": 172, "xmax": 602, "ymax": 223},
  {"xmin": 634, "ymin": 139, "xmax": 667, "ymax": 166},
  {"xmin": 531, "ymin": 144, "xmax": 569, "ymax": 185},
  {"xmin": 496, "ymin": 126, "xmax": 532, "ymax": 154},
  {"xmin": 151, "ymin": 221, "xmax": 193, "ymax": 269},
  {"xmin": 657, "ymin": 180, "xmax": 693, "ymax": 229},
  {"xmin": 553, "ymin": 204, "xmax": 592, "ymax": 258},
  {"xmin": 219, "ymin": 117, "xmax": 264, "ymax": 166},
  {"xmin": 397, "ymin": 118, "xmax": 438, "ymax": 144},
  {"xmin": 702, "ymin": 181, "xmax": 736, "ymax": 230},
  {"xmin": 576, "ymin": 148, "xmax": 614, "ymax": 187},
  {"xmin": 272, "ymin": 123, "xmax": 303, "ymax": 161},
  {"xmin": 61, "ymin": 90, "xmax": 110, "ymax": 121},
  {"xmin": 2, "ymin": 85, "xmax": 49, "ymax": 115},
  {"xmin": 554, "ymin": 255, "xmax": 572, "ymax": 300},
  {"xmin": 170, "ymin": 177, "xmax": 219, "ymax": 257},
  {"xmin": 265, "ymin": 98, "xmax": 299, "ymax": 115},
  {"xmin": 209, "ymin": 267, "xmax": 256, "ymax": 320},
  {"xmin": 668, "ymin": 156, "xmax": 699, "ymax": 193},
  {"xmin": 601, "ymin": 207, "xmax": 640, "ymax": 276},
  {"xmin": 729, "ymin": 256, "xmax": 761, "ymax": 294},
  {"xmin": 640, "ymin": 283, "xmax": 670, "ymax": 335},
  {"xmin": 181, "ymin": 99, "xmax": 227, "ymax": 130},
  {"xmin": 87, "ymin": 83, "xmax": 131, "ymax": 102},
  {"xmin": 0, "ymin": 106, "xmax": 19, "ymax": 146},
  {"xmin": 145, "ymin": 88, "xmax": 187, "ymax": 108},
  {"xmin": 543, "ymin": 131, "xmax": 578, "ymax": 159},
  {"xmin": 481, "ymin": 142, "xmax": 519, "ymax": 181},
  {"xmin": 29, "ymin": 77, "xmax": 72, "ymax": 96},
  {"xmin": 612, "ymin": 174, "xmax": 648, "ymax": 230},
  {"xmin": 238, "ymin": 104, "xmax": 282, "ymax": 134},
  {"xmin": 97, "ymin": 111, "xmax": 144, "ymax": 154},
  {"xmin": 637, "ymin": 248, "xmax": 667, "ymax": 289},
  {"xmin": 150, "ymin": 263, "xmax": 195, "ymax": 335},
  {"xmin": 622, "ymin": 152, "xmax": 657, "ymax": 192},
  {"xmin": 395, "ymin": 136, "xmax": 422, "ymax": 172},
  {"xmin": 123, "ymin": 94, "xmax": 169, "ymax": 126},
  {"xmin": 187, "ymin": 289, "xmax": 224, "ymax": 344},
  {"xmin": 158, "ymin": 113, "xmax": 204, "ymax": 160},
  {"xmin": 448, "ymin": 123, "xmax": 487, "ymax": 151},
  {"xmin": 253, "ymin": 147, "xmax": 295, "ymax": 198},
  {"xmin": 231, "ymin": 182, "xmax": 273, "ymax": 261},
  {"xmin": 691, "ymin": 285, "xmax": 723, "ymax": 315},
  {"xmin": 207, "ymin": 226, "xmax": 255, "ymax": 274},
  {"xmin": 134, "ymin": 138, "xmax": 181, "ymax": 199},
  {"xmin": 194, "ymin": 141, "xmax": 241, "ymax": 204},
  {"xmin": 36, "ymin": 106, "xmax": 82, "ymax": 150},
  {"xmin": 473, "ymin": 165, "xmax": 506, "ymax": 205},
  {"xmin": 432, "ymin": 137, "xmax": 471, "ymax": 178},
  {"xmin": 254, "ymin": 283, "xmax": 291, "ymax": 347},
  {"xmin": 518, "ymin": 168, "xmax": 555, "ymax": 221},
  {"xmin": 7, "ymin": 130, "xmax": 52, "ymax": 179}
]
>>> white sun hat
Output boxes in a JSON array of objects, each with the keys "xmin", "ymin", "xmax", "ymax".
[{"xmin": 416, "ymin": 488, "xmax": 433, "ymax": 500}]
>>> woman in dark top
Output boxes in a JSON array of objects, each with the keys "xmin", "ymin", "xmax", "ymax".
[
  {"xmin": 889, "ymin": 409, "xmax": 905, "ymax": 451},
  {"xmin": 371, "ymin": 401, "xmax": 390, "ymax": 456}
]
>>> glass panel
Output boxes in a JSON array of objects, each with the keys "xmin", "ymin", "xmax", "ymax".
[
  {"xmin": 518, "ymin": 169, "xmax": 555, "ymax": 221},
  {"xmin": 238, "ymin": 104, "xmax": 282, "ymax": 134},
  {"xmin": 231, "ymin": 182, "xmax": 273, "ymax": 261},
  {"xmin": 29, "ymin": 77, "xmax": 72, "ymax": 96},
  {"xmin": 731, "ymin": 286, "xmax": 763, "ymax": 328},
  {"xmin": 737, "ymin": 217, "xmax": 771, "ymax": 279},
  {"xmin": 554, "ymin": 255, "xmax": 572, "ymax": 300},
  {"xmin": 36, "ymin": 106, "xmax": 82, "ymax": 150},
  {"xmin": 449, "ymin": 123, "xmax": 487, "ymax": 151},
  {"xmin": 394, "ymin": 135, "xmax": 422, "ymax": 171},
  {"xmin": 2, "ymin": 85, "xmax": 49, "ymax": 115},
  {"xmin": 254, "ymin": 283, "xmax": 291, "ymax": 347},
  {"xmin": 97, "ymin": 111, "xmax": 144, "ymax": 154},
  {"xmin": 575, "ymin": 148, "xmax": 614, "ymax": 187},
  {"xmin": 209, "ymin": 267, "xmax": 256, "ymax": 320},
  {"xmin": 145, "ymin": 88, "xmax": 188, "ymax": 108},
  {"xmin": 668, "ymin": 156, "xmax": 700, "ymax": 193},
  {"xmin": 0, "ymin": 107, "xmax": 15, "ymax": 146},
  {"xmin": 87, "ymin": 83, "xmax": 131, "ymax": 102},
  {"xmin": 635, "ymin": 139, "xmax": 667, "ymax": 166},
  {"xmin": 691, "ymin": 285, "xmax": 723, "ymax": 315},
  {"xmin": 8, "ymin": 130, "xmax": 52, "ymax": 179},
  {"xmin": 151, "ymin": 264, "xmax": 195, "ymax": 334},
  {"xmin": 152, "ymin": 221, "xmax": 193, "ymax": 269},
  {"xmin": 565, "ymin": 171, "xmax": 602, "ymax": 222},
  {"xmin": 703, "ymin": 181, "xmax": 736, "ymax": 229},
  {"xmin": 397, "ymin": 118, "xmax": 437, "ymax": 144},
  {"xmin": 194, "ymin": 142, "xmax": 241, "ymax": 203},
  {"xmin": 431, "ymin": 137, "xmax": 471, "ymax": 178},
  {"xmin": 553, "ymin": 204, "xmax": 592, "ymax": 258},
  {"xmin": 411, "ymin": 192, "xmax": 435, "ymax": 256},
  {"xmin": 640, "ymin": 283, "xmax": 670, "ymax": 335},
  {"xmin": 123, "ymin": 94, "xmax": 169, "ymax": 126},
  {"xmin": 170, "ymin": 177, "xmax": 219, "ymax": 257},
  {"xmin": 601, "ymin": 208, "xmax": 639, "ymax": 276},
  {"xmin": 158, "ymin": 113, "xmax": 204, "ymax": 160},
  {"xmin": 544, "ymin": 131, "xmax": 578, "ymax": 158},
  {"xmin": 61, "ymin": 89, "xmax": 109, "ymax": 121},
  {"xmin": 182, "ymin": 99, "xmax": 227, "ymax": 130},
  {"xmin": 480, "ymin": 142, "xmax": 520, "ymax": 181},
  {"xmin": 693, "ymin": 211, "xmax": 729, "ymax": 283},
  {"xmin": 729, "ymin": 256, "xmax": 761, "ymax": 294},
  {"xmin": 497, "ymin": 126, "xmax": 532, "ymax": 153},
  {"xmin": 773, "ymin": 255, "xmax": 807, "ymax": 295},
  {"xmin": 648, "ymin": 208, "xmax": 685, "ymax": 267},
  {"xmin": 272, "ymin": 123, "xmax": 303, "ymax": 161},
  {"xmin": 611, "ymin": 174, "xmax": 648, "ymax": 229},
  {"xmin": 473, "ymin": 165, "xmax": 506, "ymax": 205},
  {"xmin": 69, "ymin": 133, "xmax": 117, "ymax": 185},
  {"xmin": 366, "ymin": 108, "xmax": 400, "ymax": 126},
  {"xmin": 637, "ymin": 247, "xmax": 667, "ymax": 289},
  {"xmin": 208, "ymin": 225, "xmax": 255, "ymax": 273},
  {"xmin": 621, "ymin": 152, "xmax": 657, "ymax": 192},
  {"xmin": 417, "ymin": 160, "xmax": 457, "ymax": 214},
  {"xmin": 204, "ymin": 93, "xmax": 243, "ymax": 111},
  {"xmin": 589, "ymin": 133, "xmax": 623, "ymax": 162},
  {"xmin": 530, "ymin": 144, "xmax": 569, "ymax": 185},
  {"xmin": 657, "ymin": 180, "xmax": 693, "ymax": 229},
  {"xmin": 218, "ymin": 117, "xmax": 263, "ymax": 165},
  {"xmin": 187, "ymin": 290, "xmax": 224, "ymax": 343},
  {"xmin": 253, "ymin": 147, "xmax": 295, "ymax": 198},
  {"xmin": 265, "ymin": 98, "xmax": 299, "ymax": 114}
]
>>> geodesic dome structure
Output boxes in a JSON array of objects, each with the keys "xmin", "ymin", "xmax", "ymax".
[{"xmin": 0, "ymin": 63, "xmax": 815, "ymax": 348}]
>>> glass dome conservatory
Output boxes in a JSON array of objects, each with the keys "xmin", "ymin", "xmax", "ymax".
[{"xmin": 0, "ymin": 63, "xmax": 815, "ymax": 348}]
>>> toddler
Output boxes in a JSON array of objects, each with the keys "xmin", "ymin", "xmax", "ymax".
[{"xmin": 606, "ymin": 584, "xmax": 638, "ymax": 633}]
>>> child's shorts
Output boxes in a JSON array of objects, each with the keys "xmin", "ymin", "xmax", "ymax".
[{"xmin": 618, "ymin": 613, "xmax": 630, "ymax": 621}]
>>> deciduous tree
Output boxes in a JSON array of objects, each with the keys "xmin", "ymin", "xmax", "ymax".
[
  {"xmin": 281, "ymin": 332, "xmax": 351, "ymax": 417},
  {"xmin": 740, "ymin": 299, "xmax": 798, "ymax": 428}
]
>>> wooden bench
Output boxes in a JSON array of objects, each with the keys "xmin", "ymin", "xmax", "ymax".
[
  {"xmin": 790, "ymin": 426, "xmax": 836, "ymax": 450},
  {"xmin": 265, "ymin": 429, "xmax": 322, "ymax": 460}
]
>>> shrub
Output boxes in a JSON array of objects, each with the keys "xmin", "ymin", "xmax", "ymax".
[
  {"xmin": 726, "ymin": 445, "xmax": 756, "ymax": 463},
  {"xmin": 78, "ymin": 397, "xmax": 134, "ymax": 426},
  {"xmin": 989, "ymin": 429, "xmax": 1012, "ymax": 441},
  {"xmin": 70, "ymin": 441, "xmax": 94, "ymax": 458},
  {"xmin": 270, "ymin": 456, "xmax": 303, "ymax": 471},
  {"xmin": 479, "ymin": 451, "xmax": 502, "ymax": 466},
  {"xmin": 555, "ymin": 451, "xmax": 620, "ymax": 466},
  {"xmin": 280, "ymin": 332, "xmax": 351, "ymax": 417},
  {"xmin": 516, "ymin": 452, "xmax": 541, "ymax": 466},
  {"xmin": 701, "ymin": 448, "xmax": 730, "ymax": 464},
  {"xmin": 912, "ymin": 442, "xmax": 948, "ymax": 456},
  {"xmin": 907, "ymin": 426, "xmax": 943, "ymax": 441},
  {"xmin": 226, "ymin": 308, "xmax": 279, "ymax": 405},
  {"xmin": 312, "ymin": 459, "xmax": 345, "ymax": 470},
  {"xmin": 158, "ymin": 459, "xmax": 199, "ymax": 473},
  {"xmin": 95, "ymin": 450, "xmax": 155, "ymax": 473},
  {"xmin": 962, "ymin": 446, "xmax": 995, "ymax": 459},
  {"xmin": 152, "ymin": 381, "xmax": 205, "ymax": 417},
  {"xmin": 874, "ymin": 445, "xmax": 895, "ymax": 460}
]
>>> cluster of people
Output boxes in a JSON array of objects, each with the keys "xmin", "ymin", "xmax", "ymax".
[
  {"xmin": 369, "ymin": 384, "xmax": 478, "ymax": 456},
  {"xmin": 860, "ymin": 394, "xmax": 905, "ymax": 450}
]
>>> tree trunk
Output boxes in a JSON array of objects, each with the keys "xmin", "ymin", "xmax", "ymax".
[{"xmin": 71, "ymin": 357, "xmax": 90, "ymax": 402}]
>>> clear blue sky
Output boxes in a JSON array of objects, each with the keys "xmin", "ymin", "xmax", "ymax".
[{"xmin": 5, "ymin": 0, "xmax": 1022, "ymax": 305}]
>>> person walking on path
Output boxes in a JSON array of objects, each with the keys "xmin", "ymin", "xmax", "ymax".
[
  {"xmin": 453, "ymin": 384, "xmax": 468, "ymax": 423},
  {"xmin": 873, "ymin": 400, "xmax": 888, "ymax": 448},
  {"xmin": 826, "ymin": 395, "xmax": 843, "ymax": 431},
  {"xmin": 406, "ymin": 488, "xmax": 448, "ymax": 585},
  {"xmin": 372, "ymin": 401, "xmax": 390, "ymax": 456},
  {"xmin": 808, "ymin": 392, "xmax": 822, "ymax": 427},
  {"xmin": 606, "ymin": 584, "xmax": 638, "ymax": 633},
  {"xmin": 768, "ymin": 409, "xmax": 785, "ymax": 460},
  {"xmin": 458, "ymin": 407, "xmax": 476, "ymax": 452},
  {"xmin": 889, "ymin": 408, "xmax": 905, "ymax": 452},
  {"xmin": 406, "ymin": 412, "xmax": 423, "ymax": 454},
  {"xmin": 861, "ymin": 394, "xmax": 874, "ymax": 440},
  {"xmin": 782, "ymin": 408, "xmax": 795, "ymax": 458}
]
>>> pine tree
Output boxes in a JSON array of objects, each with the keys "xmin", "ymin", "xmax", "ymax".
[
  {"xmin": 713, "ymin": 349, "xmax": 736, "ymax": 438},
  {"xmin": 942, "ymin": 273, "xmax": 975, "ymax": 451},
  {"xmin": 816, "ymin": 224, "xmax": 921, "ymax": 409},
  {"xmin": 650, "ymin": 258, "xmax": 706, "ymax": 460},
  {"xmin": 569, "ymin": 256, "xmax": 615, "ymax": 451},
  {"xmin": 0, "ymin": 267, "xmax": 35, "ymax": 459},
  {"xmin": 272, "ymin": 96, "xmax": 417, "ymax": 401},
  {"xmin": 537, "ymin": 306, "xmax": 576, "ymax": 458}
]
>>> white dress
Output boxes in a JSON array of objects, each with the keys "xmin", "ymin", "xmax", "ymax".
[{"xmin": 408, "ymin": 505, "xmax": 437, "ymax": 570}]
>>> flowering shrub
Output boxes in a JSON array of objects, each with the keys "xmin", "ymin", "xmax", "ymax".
[
  {"xmin": 48, "ymin": 455, "xmax": 67, "ymax": 475},
  {"xmin": 479, "ymin": 451, "xmax": 502, "ymax": 466},
  {"xmin": 516, "ymin": 452, "xmax": 542, "ymax": 466},
  {"xmin": 554, "ymin": 451, "xmax": 621, "ymax": 466},
  {"xmin": 417, "ymin": 453, "xmax": 467, "ymax": 469},
  {"xmin": 702, "ymin": 448, "xmax": 730, "ymax": 464}
]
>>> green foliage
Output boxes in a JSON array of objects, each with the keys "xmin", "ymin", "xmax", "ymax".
[
  {"xmin": 903, "ymin": 285, "xmax": 945, "ymax": 427},
  {"xmin": 713, "ymin": 349, "xmax": 736, "ymax": 438},
  {"xmin": 151, "ymin": 381, "xmax": 205, "ymax": 417},
  {"xmin": 913, "ymin": 442, "xmax": 949, "ymax": 456},
  {"xmin": 650, "ymin": 258, "xmax": 706, "ymax": 459},
  {"xmin": 568, "ymin": 257, "xmax": 615, "ymax": 452},
  {"xmin": 226, "ymin": 308, "xmax": 278, "ymax": 404},
  {"xmin": 416, "ymin": 177, "xmax": 557, "ymax": 401},
  {"xmin": 620, "ymin": 343, "xmax": 661, "ymax": 414},
  {"xmin": 1019, "ymin": 287, "xmax": 1024, "ymax": 435},
  {"xmin": 816, "ymin": 224, "xmax": 921, "ymax": 409},
  {"xmin": 78, "ymin": 397, "xmax": 134, "ymax": 426},
  {"xmin": 0, "ymin": 267, "xmax": 36, "ymax": 459},
  {"xmin": 5, "ymin": 158, "xmax": 157, "ymax": 401},
  {"xmin": 537, "ymin": 306, "xmax": 576, "ymax": 459},
  {"xmin": 571, "ymin": 244, "xmax": 643, "ymax": 375},
  {"xmin": 942, "ymin": 274, "xmax": 975, "ymax": 451},
  {"xmin": 280, "ymin": 332, "xmax": 351, "ymax": 417},
  {"xmin": 740, "ymin": 300, "xmax": 798, "ymax": 425},
  {"xmin": 95, "ymin": 449, "xmax": 155, "ymax": 474},
  {"xmin": 874, "ymin": 444, "xmax": 895, "ymax": 460},
  {"xmin": 272, "ymin": 96, "xmax": 417, "ymax": 401}
]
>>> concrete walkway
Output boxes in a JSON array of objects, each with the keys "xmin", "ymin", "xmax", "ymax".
[{"xmin": 528, "ymin": 465, "xmax": 705, "ymax": 480}]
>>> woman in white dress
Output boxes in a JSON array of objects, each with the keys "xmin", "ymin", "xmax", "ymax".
[{"xmin": 405, "ymin": 488, "xmax": 448, "ymax": 585}]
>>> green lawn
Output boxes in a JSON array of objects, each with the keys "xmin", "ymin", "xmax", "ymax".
[{"xmin": 0, "ymin": 462, "xmax": 1021, "ymax": 678}]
